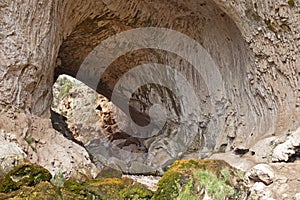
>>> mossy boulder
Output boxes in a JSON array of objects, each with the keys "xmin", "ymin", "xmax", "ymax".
[
  {"xmin": 152, "ymin": 159, "xmax": 249, "ymax": 200},
  {"xmin": 0, "ymin": 176, "xmax": 153, "ymax": 199},
  {"xmin": 5, "ymin": 182, "xmax": 62, "ymax": 199},
  {"xmin": 0, "ymin": 159, "xmax": 249, "ymax": 200},
  {"xmin": 0, "ymin": 163, "xmax": 52, "ymax": 193},
  {"xmin": 63, "ymin": 177, "xmax": 154, "ymax": 200},
  {"xmin": 84, "ymin": 177, "xmax": 127, "ymax": 199},
  {"xmin": 120, "ymin": 182, "xmax": 154, "ymax": 200}
]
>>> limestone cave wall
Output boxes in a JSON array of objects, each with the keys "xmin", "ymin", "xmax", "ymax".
[{"xmin": 0, "ymin": 0, "xmax": 299, "ymax": 172}]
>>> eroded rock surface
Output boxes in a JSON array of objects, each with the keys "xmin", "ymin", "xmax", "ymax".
[
  {"xmin": 0, "ymin": 0, "xmax": 299, "ymax": 157},
  {"xmin": 0, "ymin": 0, "xmax": 299, "ymax": 198},
  {"xmin": 272, "ymin": 127, "xmax": 300, "ymax": 162},
  {"xmin": 0, "ymin": 133, "xmax": 26, "ymax": 178},
  {"xmin": 0, "ymin": 109, "xmax": 99, "ymax": 181}
]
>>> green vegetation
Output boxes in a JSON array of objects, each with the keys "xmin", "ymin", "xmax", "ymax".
[
  {"xmin": 152, "ymin": 171, "xmax": 181, "ymax": 199},
  {"xmin": 57, "ymin": 76, "xmax": 75, "ymax": 99},
  {"xmin": 0, "ymin": 164, "xmax": 153, "ymax": 199},
  {"xmin": 194, "ymin": 171, "xmax": 234, "ymax": 200},
  {"xmin": 50, "ymin": 171, "xmax": 66, "ymax": 188},
  {"xmin": 177, "ymin": 179, "xmax": 196, "ymax": 200},
  {"xmin": 0, "ymin": 163, "xmax": 52, "ymax": 193},
  {"xmin": 120, "ymin": 182, "xmax": 154, "ymax": 200},
  {"xmin": 24, "ymin": 135, "xmax": 37, "ymax": 152},
  {"xmin": 288, "ymin": 0, "xmax": 295, "ymax": 7},
  {"xmin": 0, "ymin": 160, "xmax": 248, "ymax": 199},
  {"xmin": 152, "ymin": 159, "xmax": 248, "ymax": 200}
]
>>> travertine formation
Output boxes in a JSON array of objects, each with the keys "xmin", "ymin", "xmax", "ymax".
[{"xmin": 0, "ymin": 0, "xmax": 299, "ymax": 195}]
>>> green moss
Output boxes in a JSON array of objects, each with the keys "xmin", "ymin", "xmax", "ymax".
[
  {"xmin": 24, "ymin": 135, "xmax": 37, "ymax": 152},
  {"xmin": 220, "ymin": 169, "xmax": 231, "ymax": 182},
  {"xmin": 194, "ymin": 171, "xmax": 234, "ymax": 200},
  {"xmin": 15, "ymin": 108, "xmax": 24, "ymax": 113},
  {"xmin": 0, "ymin": 164, "xmax": 52, "ymax": 193},
  {"xmin": 153, "ymin": 159, "xmax": 249, "ymax": 200},
  {"xmin": 85, "ymin": 178, "xmax": 126, "ymax": 199},
  {"xmin": 63, "ymin": 180, "xmax": 96, "ymax": 199},
  {"xmin": 120, "ymin": 182, "xmax": 153, "ymax": 200},
  {"xmin": 288, "ymin": 0, "xmax": 295, "ymax": 7},
  {"xmin": 0, "ymin": 166, "xmax": 154, "ymax": 199},
  {"xmin": 0, "ymin": 160, "xmax": 248, "ymax": 200},
  {"xmin": 237, "ymin": 170, "xmax": 245, "ymax": 180},
  {"xmin": 152, "ymin": 171, "xmax": 181, "ymax": 200},
  {"xmin": 177, "ymin": 179, "xmax": 196, "ymax": 200},
  {"xmin": 65, "ymin": 177, "xmax": 151, "ymax": 200}
]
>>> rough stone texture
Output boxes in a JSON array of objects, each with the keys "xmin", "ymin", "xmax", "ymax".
[
  {"xmin": 51, "ymin": 75, "xmax": 104, "ymax": 144},
  {"xmin": 249, "ymin": 182, "xmax": 275, "ymax": 200},
  {"xmin": 0, "ymin": 133, "xmax": 26, "ymax": 178},
  {"xmin": 0, "ymin": 0, "xmax": 300, "ymax": 188},
  {"xmin": 246, "ymin": 164, "xmax": 275, "ymax": 185},
  {"xmin": 208, "ymin": 152, "xmax": 300, "ymax": 199},
  {"xmin": 57, "ymin": 0, "xmax": 298, "ymax": 167},
  {"xmin": 272, "ymin": 127, "xmax": 300, "ymax": 162},
  {"xmin": 0, "ymin": 110, "xmax": 99, "ymax": 181},
  {"xmin": 0, "ymin": 0, "xmax": 100, "ymax": 116},
  {"xmin": 296, "ymin": 193, "xmax": 300, "ymax": 200}
]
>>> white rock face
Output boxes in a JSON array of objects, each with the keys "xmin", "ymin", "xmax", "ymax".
[
  {"xmin": 272, "ymin": 127, "xmax": 300, "ymax": 162},
  {"xmin": 0, "ymin": 111, "xmax": 99, "ymax": 181},
  {"xmin": 295, "ymin": 193, "xmax": 300, "ymax": 200},
  {"xmin": 249, "ymin": 182, "xmax": 275, "ymax": 200},
  {"xmin": 247, "ymin": 164, "xmax": 275, "ymax": 185},
  {"xmin": 0, "ymin": 0, "xmax": 298, "ymax": 152},
  {"xmin": 0, "ymin": 133, "xmax": 26, "ymax": 176},
  {"xmin": 0, "ymin": 0, "xmax": 299, "ymax": 187}
]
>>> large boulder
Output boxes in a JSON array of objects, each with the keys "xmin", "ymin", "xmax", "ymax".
[{"xmin": 152, "ymin": 159, "xmax": 249, "ymax": 200}]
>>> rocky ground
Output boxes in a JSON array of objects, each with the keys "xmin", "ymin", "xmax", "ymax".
[
  {"xmin": 50, "ymin": 76, "xmax": 300, "ymax": 199},
  {"xmin": 0, "ymin": 0, "xmax": 299, "ymax": 199},
  {"xmin": 0, "ymin": 75, "xmax": 298, "ymax": 199}
]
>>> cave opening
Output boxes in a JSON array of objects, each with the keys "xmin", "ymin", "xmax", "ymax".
[
  {"xmin": 51, "ymin": 0, "xmax": 256, "ymax": 174},
  {"xmin": 50, "ymin": 74, "xmax": 158, "ymax": 172},
  {"xmin": 51, "ymin": 74, "xmax": 113, "ymax": 146}
]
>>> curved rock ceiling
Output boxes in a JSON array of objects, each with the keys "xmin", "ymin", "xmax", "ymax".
[
  {"xmin": 55, "ymin": 0, "xmax": 266, "ymax": 172},
  {"xmin": 0, "ymin": 0, "xmax": 299, "ymax": 173}
]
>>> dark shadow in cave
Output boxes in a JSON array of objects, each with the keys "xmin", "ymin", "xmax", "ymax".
[
  {"xmin": 52, "ymin": 0, "xmax": 254, "ymax": 173},
  {"xmin": 50, "ymin": 109, "xmax": 84, "ymax": 147}
]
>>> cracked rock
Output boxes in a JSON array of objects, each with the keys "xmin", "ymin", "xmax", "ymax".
[
  {"xmin": 247, "ymin": 164, "xmax": 275, "ymax": 185},
  {"xmin": 272, "ymin": 128, "xmax": 300, "ymax": 162}
]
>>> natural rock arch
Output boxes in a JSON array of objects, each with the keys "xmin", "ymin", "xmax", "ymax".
[{"xmin": 0, "ymin": 0, "xmax": 299, "ymax": 173}]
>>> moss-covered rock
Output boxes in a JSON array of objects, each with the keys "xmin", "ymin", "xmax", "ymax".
[
  {"xmin": 120, "ymin": 182, "xmax": 154, "ymax": 200},
  {"xmin": 84, "ymin": 177, "xmax": 126, "ymax": 199},
  {"xmin": 64, "ymin": 177, "xmax": 153, "ymax": 200},
  {"xmin": 0, "ymin": 160, "xmax": 249, "ymax": 200},
  {"xmin": 8, "ymin": 182, "xmax": 61, "ymax": 200},
  {"xmin": 0, "ymin": 163, "xmax": 52, "ymax": 193},
  {"xmin": 0, "ymin": 176, "xmax": 154, "ymax": 199},
  {"xmin": 152, "ymin": 159, "xmax": 249, "ymax": 200}
]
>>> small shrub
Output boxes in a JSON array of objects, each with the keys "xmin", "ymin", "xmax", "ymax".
[{"xmin": 50, "ymin": 171, "xmax": 66, "ymax": 188}]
